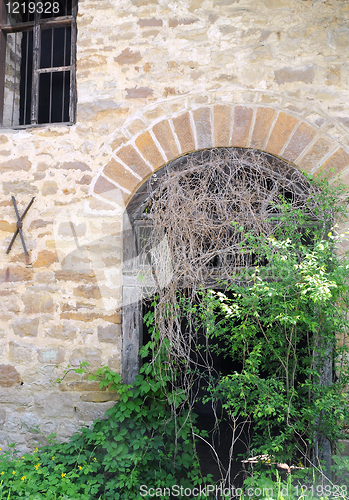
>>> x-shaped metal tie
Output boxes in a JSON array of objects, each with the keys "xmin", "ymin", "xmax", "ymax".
[{"xmin": 6, "ymin": 196, "xmax": 35, "ymax": 256}]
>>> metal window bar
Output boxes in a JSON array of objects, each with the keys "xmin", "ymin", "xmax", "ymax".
[
  {"xmin": 23, "ymin": 30, "xmax": 29, "ymax": 124},
  {"xmin": 10, "ymin": 31, "xmax": 17, "ymax": 126},
  {"xmin": 62, "ymin": 25, "xmax": 67, "ymax": 121}
]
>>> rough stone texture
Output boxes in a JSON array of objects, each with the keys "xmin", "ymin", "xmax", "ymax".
[
  {"xmin": 12, "ymin": 317, "xmax": 40, "ymax": 338},
  {"xmin": 266, "ymin": 112, "xmax": 299, "ymax": 156},
  {"xmin": 193, "ymin": 107, "xmax": 212, "ymax": 149},
  {"xmin": 172, "ymin": 113, "xmax": 195, "ymax": 153},
  {"xmin": 152, "ymin": 120, "xmax": 180, "ymax": 160},
  {"xmin": 97, "ymin": 324, "xmax": 121, "ymax": 344},
  {"xmin": 213, "ymin": 105, "xmax": 232, "ymax": 148},
  {"xmin": 250, "ymin": 107, "xmax": 276, "ymax": 150},
  {"xmin": 0, "ymin": 0, "xmax": 349, "ymax": 450},
  {"xmin": 104, "ymin": 158, "xmax": 139, "ymax": 192},
  {"xmin": 135, "ymin": 131, "xmax": 164, "ymax": 169},
  {"xmin": 116, "ymin": 145, "xmax": 152, "ymax": 177},
  {"xmin": 0, "ymin": 365, "xmax": 21, "ymax": 387},
  {"xmin": 283, "ymin": 122, "xmax": 317, "ymax": 162},
  {"xmin": 231, "ymin": 106, "xmax": 253, "ymax": 148}
]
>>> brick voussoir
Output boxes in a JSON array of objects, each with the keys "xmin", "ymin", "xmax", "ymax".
[
  {"xmin": 213, "ymin": 104, "xmax": 232, "ymax": 148},
  {"xmin": 192, "ymin": 107, "xmax": 213, "ymax": 149},
  {"xmin": 103, "ymin": 157, "xmax": 140, "ymax": 193},
  {"xmin": 152, "ymin": 119, "xmax": 180, "ymax": 161},
  {"xmin": 135, "ymin": 131, "xmax": 165, "ymax": 169},
  {"xmin": 266, "ymin": 112, "xmax": 299, "ymax": 156},
  {"xmin": 172, "ymin": 112, "xmax": 196, "ymax": 154}
]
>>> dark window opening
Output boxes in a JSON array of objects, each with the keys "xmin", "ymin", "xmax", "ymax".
[{"xmin": 0, "ymin": 0, "xmax": 77, "ymax": 127}]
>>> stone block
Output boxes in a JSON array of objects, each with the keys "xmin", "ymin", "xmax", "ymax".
[
  {"xmin": 42, "ymin": 181, "xmax": 58, "ymax": 196},
  {"xmin": 114, "ymin": 48, "xmax": 142, "ymax": 64},
  {"xmin": 74, "ymin": 284, "xmax": 102, "ymax": 299},
  {"xmin": 0, "ymin": 364, "xmax": 21, "ymax": 387},
  {"xmin": 9, "ymin": 341, "xmax": 35, "ymax": 363},
  {"xmin": 69, "ymin": 348, "xmax": 102, "ymax": 368},
  {"xmin": 213, "ymin": 105, "xmax": 232, "ymax": 147},
  {"xmin": 44, "ymin": 323, "xmax": 78, "ymax": 340},
  {"xmin": 12, "ymin": 317, "xmax": 40, "ymax": 338},
  {"xmin": 0, "ymin": 157, "xmax": 31, "ymax": 172},
  {"xmin": 126, "ymin": 87, "xmax": 153, "ymax": 99},
  {"xmin": 37, "ymin": 347, "xmax": 66, "ymax": 364},
  {"xmin": 108, "ymin": 354, "xmax": 121, "ymax": 373},
  {"xmin": 172, "ymin": 113, "xmax": 195, "ymax": 154},
  {"xmin": 135, "ymin": 131, "xmax": 164, "ymax": 169},
  {"xmin": 193, "ymin": 107, "xmax": 212, "ymax": 149},
  {"xmin": 266, "ymin": 112, "xmax": 299, "ymax": 156},
  {"xmin": 0, "ymin": 267, "xmax": 33, "ymax": 283},
  {"xmin": 274, "ymin": 66, "xmax": 315, "ymax": 85},
  {"xmin": 231, "ymin": 106, "xmax": 253, "ymax": 148},
  {"xmin": 80, "ymin": 391, "xmax": 119, "ymax": 402},
  {"xmin": 23, "ymin": 292, "xmax": 54, "ymax": 314},
  {"xmin": 0, "ymin": 220, "xmax": 16, "ymax": 232},
  {"xmin": 317, "ymin": 147, "xmax": 349, "ymax": 177},
  {"xmin": 21, "ymin": 412, "xmax": 39, "ymax": 431},
  {"xmin": 59, "ymin": 162, "xmax": 91, "ymax": 171},
  {"xmin": 152, "ymin": 120, "xmax": 180, "ymax": 160},
  {"xmin": 116, "ymin": 145, "xmax": 152, "ymax": 178},
  {"xmin": 37, "ymin": 392, "xmax": 76, "ymax": 418},
  {"xmin": 93, "ymin": 175, "xmax": 127, "ymax": 205},
  {"xmin": 58, "ymin": 222, "xmax": 86, "ymax": 238},
  {"xmin": 250, "ymin": 107, "xmax": 276, "ymax": 150},
  {"xmin": 75, "ymin": 401, "xmax": 115, "ymax": 421},
  {"xmin": 104, "ymin": 157, "xmax": 139, "ymax": 192},
  {"xmin": 283, "ymin": 122, "xmax": 318, "ymax": 162},
  {"xmin": 33, "ymin": 250, "xmax": 58, "ymax": 268},
  {"xmin": 97, "ymin": 324, "xmax": 121, "ymax": 344},
  {"xmin": 298, "ymin": 136, "xmax": 335, "ymax": 172}
]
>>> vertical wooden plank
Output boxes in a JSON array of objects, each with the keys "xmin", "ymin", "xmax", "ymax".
[
  {"xmin": 0, "ymin": 1, "xmax": 7, "ymax": 126},
  {"xmin": 122, "ymin": 286, "xmax": 143, "ymax": 385},
  {"xmin": 30, "ymin": 9, "xmax": 39, "ymax": 124},
  {"xmin": 69, "ymin": 0, "xmax": 77, "ymax": 123},
  {"xmin": 122, "ymin": 210, "xmax": 143, "ymax": 384}
]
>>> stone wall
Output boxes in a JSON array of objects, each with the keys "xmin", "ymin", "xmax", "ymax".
[{"xmin": 0, "ymin": 0, "xmax": 349, "ymax": 451}]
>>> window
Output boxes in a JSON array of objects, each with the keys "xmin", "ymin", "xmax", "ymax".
[{"xmin": 0, "ymin": 0, "xmax": 77, "ymax": 128}]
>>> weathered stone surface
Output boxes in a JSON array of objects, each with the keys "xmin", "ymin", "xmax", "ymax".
[
  {"xmin": 75, "ymin": 401, "xmax": 115, "ymax": 421},
  {"xmin": 135, "ymin": 131, "xmax": 164, "ymax": 169},
  {"xmin": 169, "ymin": 18, "xmax": 198, "ymax": 28},
  {"xmin": 42, "ymin": 181, "xmax": 58, "ymax": 196},
  {"xmin": 12, "ymin": 317, "xmax": 40, "ymax": 338},
  {"xmin": 44, "ymin": 323, "xmax": 78, "ymax": 340},
  {"xmin": 116, "ymin": 145, "xmax": 152, "ymax": 177},
  {"xmin": 73, "ymin": 284, "xmax": 102, "ymax": 299},
  {"xmin": 138, "ymin": 18, "xmax": 163, "ymax": 27},
  {"xmin": 266, "ymin": 112, "xmax": 299, "ymax": 156},
  {"xmin": 37, "ymin": 347, "xmax": 66, "ymax": 364},
  {"xmin": 104, "ymin": 158, "xmax": 139, "ymax": 192},
  {"xmin": 298, "ymin": 136, "xmax": 336, "ymax": 172},
  {"xmin": 0, "ymin": 220, "xmax": 16, "ymax": 232},
  {"xmin": 283, "ymin": 122, "xmax": 317, "ymax": 162},
  {"xmin": 33, "ymin": 250, "xmax": 57, "ymax": 268},
  {"xmin": 172, "ymin": 113, "xmax": 195, "ymax": 153},
  {"xmin": 250, "ymin": 107, "xmax": 276, "ymax": 149},
  {"xmin": 231, "ymin": 106, "xmax": 253, "ymax": 148},
  {"xmin": 9, "ymin": 341, "xmax": 35, "ymax": 363},
  {"xmin": 2, "ymin": 181, "xmax": 38, "ymax": 195},
  {"xmin": 21, "ymin": 412, "xmax": 39, "ymax": 431},
  {"xmin": 193, "ymin": 107, "xmax": 212, "ymax": 149},
  {"xmin": 317, "ymin": 148, "xmax": 349, "ymax": 177},
  {"xmin": 80, "ymin": 391, "xmax": 119, "ymax": 402},
  {"xmin": 213, "ymin": 105, "xmax": 232, "ymax": 147},
  {"xmin": 23, "ymin": 293, "xmax": 54, "ymax": 314},
  {"xmin": 97, "ymin": 324, "xmax": 121, "ymax": 344},
  {"xmin": 274, "ymin": 66, "xmax": 315, "ymax": 85},
  {"xmin": 35, "ymin": 392, "xmax": 75, "ymax": 418},
  {"xmin": 114, "ymin": 48, "xmax": 142, "ymax": 64},
  {"xmin": 126, "ymin": 87, "xmax": 153, "ymax": 99},
  {"xmin": 0, "ymin": 267, "xmax": 33, "ymax": 283},
  {"xmin": 58, "ymin": 222, "xmax": 86, "ymax": 237},
  {"xmin": 29, "ymin": 220, "xmax": 53, "ymax": 230},
  {"xmin": 69, "ymin": 348, "xmax": 102, "ymax": 368},
  {"xmin": 152, "ymin": 120, "xmax": 180, "ymax": 160},
  {"xmin": 0, "ymin": 365, "xmax": 21, "ymax": 387},
  {"xmin": 108, "ymin": 354, "xmax": 121, "ymax": 372},
  {"xmin": 0, "ymin": 157, "xmax": 31, "ymax": 171}
]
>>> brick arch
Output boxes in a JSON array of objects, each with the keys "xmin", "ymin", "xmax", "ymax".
[{"xmin": 92, "ymin": 101, "xmax": 349, "ymax": 207}]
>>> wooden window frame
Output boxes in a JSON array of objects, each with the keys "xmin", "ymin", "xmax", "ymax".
[{"xmin": 0, "ymin": 0, "xmax": 77, "ymax": 128}]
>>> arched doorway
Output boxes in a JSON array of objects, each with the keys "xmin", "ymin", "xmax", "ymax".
[{"xmin": 122, "ymin": 147, "xmax": 322, "ymax": 385}]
